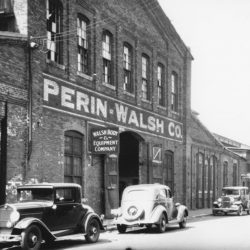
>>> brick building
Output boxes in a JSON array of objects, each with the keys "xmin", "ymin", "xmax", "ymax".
[
  {"xmin": 0, "ymin": 0, "xmax": 193, "ymax": 215},
  {"xmin": 187, "ymin": 112, "xmax": 244, "ymax": 209},
  {"xmin": 2, "ymin": 0, "xmax": 246, "ymax": 214}
]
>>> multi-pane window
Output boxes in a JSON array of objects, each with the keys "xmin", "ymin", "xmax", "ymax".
[
  {"xmin": 171, "ymin": 72, "xmax": 178, "ymax": 112},
  {"xmin": 77, "ymin": 15, "xmax": 89, "ymax": 74},
  {"xmin": 223, "ymin": 161, "xmax": 228, "ymax": 187},
  {"xmin": 157, "ymin": 64, "xmax": 164, "ymax": 106},
  {"xmin": 64, "ymin": 131, "xmax": 83, "ymax": 185},
  {"xmin": 102, "ymin": 31, "xmax": 112, "ymax": 85},
  {"xmin": 123, "ymin": 44, "xmax": 133, "ymax": 93},
  {"xmin": 142, "ymin": 55, "xmax": 150, "ymax": 100},
  {"xmin": 46, "ymin": 0, "xmax": 63, "ymax": 64}
]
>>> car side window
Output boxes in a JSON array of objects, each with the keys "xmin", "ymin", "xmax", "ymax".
[
  {"xmin": 55, "ymin": 188, "xmax": 75, "ymax": 203},
  {"xmin": 165, "ymin": 189, "xmax": 172, "ymax": 198}
]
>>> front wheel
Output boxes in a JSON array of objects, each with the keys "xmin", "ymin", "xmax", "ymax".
[
  {"xmin": 85, "ymin": 218, "xmax": 100, "ymax": 243},
  {"xmin": 179, "ymin": 215, "xmax": 187, "ymax": 229},
  {"xmin": 157, "ymin": 214, "xmax": 167, "ymax": 233},
  {"xmin": 117, "ymin": 224, "xmax": 127, "ymax": 233},
  {"xmin": 237, "ymin": 205, "xmax": 243, "ymax": 216},
  {"xmin": 20, "ymin": 224, "xmax": 42, "ymax": 250}
]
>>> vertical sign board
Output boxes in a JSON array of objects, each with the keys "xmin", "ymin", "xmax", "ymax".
[{"xmin": 91, "ymin": 127, "xmax": 119, "ymax": 154}]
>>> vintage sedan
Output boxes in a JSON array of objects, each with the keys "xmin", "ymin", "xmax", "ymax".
[
  {"xmin": 0, "ymin": 183, "xmax": 104, "ymax": 250},
  {"xmin": 111, "ymin": 184, "xmax": 188, "ymax": 233},
  {"xmin": 213, "ymin": 186, "xmax": 250, "ymax": 216}
]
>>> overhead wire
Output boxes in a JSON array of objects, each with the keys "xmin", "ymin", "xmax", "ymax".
[{"xmin": 31, "ymin": 0, "xmax": 160, "ymax": 41}]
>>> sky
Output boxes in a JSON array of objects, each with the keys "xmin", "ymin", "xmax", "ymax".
[{"xmin": 158, "ymin": 0, "xmax": 250, "ymax": 146}]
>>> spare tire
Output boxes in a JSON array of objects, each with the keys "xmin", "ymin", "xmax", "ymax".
[{"xmin": 123, "ymin": 205, "xmax": 144, "ymax": 221}]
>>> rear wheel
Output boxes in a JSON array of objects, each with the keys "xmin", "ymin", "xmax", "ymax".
[
  {"xmin": 85, "ymin": 218, "xmax": 100, "ymax": 243},
  {"xmin": 179, "ymin": 215, "xmax": 187, "ymax": 229},
  {"xmin": 117, "ymin": 224, "xmax": 127, "ymax": 233},
  {"xmin": 20, "ymin": 224, "xmax": 42, "ymax": 250},
  {"xmin": 157, "ymin": 214, "xmax": 167, "ymax": 233}
]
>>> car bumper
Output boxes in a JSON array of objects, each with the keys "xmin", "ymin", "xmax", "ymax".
[
  {"xmin": 213, "ymin": 207, "xmax": 239, "ymax": 213},
  {"xmin": 112, "ymin": 217, "xmax": 157, "ymax": 226},
  {"xmin": 0, "ymin": 234, "xmax": 21, "ymax": 243}
]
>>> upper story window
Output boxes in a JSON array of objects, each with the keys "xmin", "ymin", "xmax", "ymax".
[
  {"xmin": 77, "ymin": 15, "xmax": 89, "ymax": 75},
  {"xmin": 142, "ymin": 54, "xmax": 150, "ymax": 100},
  {"xmin": 171, "ymin": 71, "xmax": 178, "ymax": 112},
  {"xmin": 102, "ymin": 31, "xmax": 113, "ymax": 85},
  {"xmin": 46, "ymin": 0, "xmax": 63, "ymax": 64},
  {"xmin": 123, "ymin": 43, "xmax": 133, "ymax": 93},
  {"xmin": 157, "ymin": 63, "xmax": 164, "ymax": 106},
  {"xmin": 223, "ymin": 161, "xmax": 228, "ymax": 187}
]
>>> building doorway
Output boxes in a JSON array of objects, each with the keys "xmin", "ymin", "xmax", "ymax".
[{"xmin": 118, "ymin": 131, "xmax": 140, "ymax": 201}]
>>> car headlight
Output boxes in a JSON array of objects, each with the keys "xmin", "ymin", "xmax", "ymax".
[
  {"xmin": 128, "ymin": 206, "xmax": 138, "ymax": 216},
  {"xmin": 218, "ymin": 198, "xmax": 222, "ymax": 203},
  {"xmin": 10, "ymin": 210, "xmax": 20, "ymax": 224}
]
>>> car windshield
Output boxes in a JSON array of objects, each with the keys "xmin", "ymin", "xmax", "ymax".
[
  {"xmin": 222, "ymin": 189, "xmax": 240, "ymax": 196},
  {"xmin": 123, "ymin": 189, "xmax": 153, "ymax": 201},
  {"xmin": 17, "ymin": 188, "xmax": 53, "ymax": 202}
]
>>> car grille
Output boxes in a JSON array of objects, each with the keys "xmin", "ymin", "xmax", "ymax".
[{"xmin": 221, "ymin": 197, "xmax": 231, "ymax": 208}]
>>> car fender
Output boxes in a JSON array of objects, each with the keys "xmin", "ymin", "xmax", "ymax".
[
  {"xmin": 176, "ymin": 205, "xmax": 188, "ymax": 222},
  {"xmin": 14, "ymin": 217, "xmax": 56, "ymax": 241},
  {"xmin": 82, "ymin": 212, "xmax": 104, "ymax": 233},
  {"xmin": 149, "ymin": 205, "xmax": 168, "ymax": 224}
]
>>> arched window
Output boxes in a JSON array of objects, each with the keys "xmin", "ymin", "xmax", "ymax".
[
  {"xmin": 123, "ymin": 43, "xmax": 133, "ymax": 93},
  {"xmin": 46, "ymin": 0, "xmax": 63, "ymax": 64},
  {"xmin": 223, "ymin": 161, "xmax": 228, "ymax": 187},
  {"xmin": 77, "ymin": 14, "xmax": 90, "ymax": 74},
  {"xmin": 196, "ymin": 153, "xmax": 204, "ymax": 208},
  {"xmin": 171, "ymin": 71, "xmax": 178, "ymax": 112},
  {"xmin": 102, "ymin": 30, "xmax": 113, "ymax": 85},
  {"xmin": 64, "ymin": 131, "xmax": 83, "ymax": 185}
]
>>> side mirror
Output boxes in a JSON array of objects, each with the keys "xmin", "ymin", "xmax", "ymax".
[{"xmin": 52, "ymin": 204, "xmax": 57, "ymax": 210}]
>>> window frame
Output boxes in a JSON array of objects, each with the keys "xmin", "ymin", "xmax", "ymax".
[
  {"xmin": 77, "ymin": 14, "xmax": 90, "ymax": 75},
  {"xmin": 123, "ymin": 43, "xmax": 133, "ymax": 93},
  {"xmin": 141, "ymin": 54, "xmax": 150, "ymax": 101},
  {"xmin": 171, "ymin": 71, "xmax": 178, "ymax": 112},
  {"xmin": 46, "ymin": 0, "xmax": 63, "ymax": 64},
  {"xmin": 102, "ymin": 30, "xmax": 113, "ymax": 86},
  {"xmin": 157, "ymin": 63, "xmax": 165, "ymax": 106}
]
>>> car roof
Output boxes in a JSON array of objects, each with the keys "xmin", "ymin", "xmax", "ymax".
[
  {"xmin": 17, "ymin": 183, "xmax": 81, "ymax": 189},
  {"xmin": 222, "ymin": 186, "xmax": 248, "ymax": 190},
  {"xmin": 124, "ymin": 183, "xmax": 170, "ymax": 191}
]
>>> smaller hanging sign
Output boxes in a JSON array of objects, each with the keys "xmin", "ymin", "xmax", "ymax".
[{"xmin": 91, "ymin": 127, "xmax": 119, "ymax": 154}]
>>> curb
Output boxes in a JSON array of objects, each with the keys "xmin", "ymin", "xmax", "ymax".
[{"xmin": 103, "ymin": 212, "xmax": 212, "ymax": 232}]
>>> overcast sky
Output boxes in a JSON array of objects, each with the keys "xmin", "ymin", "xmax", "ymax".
[{"xmin": 158, "ymin": 0, "xmax": 250, "ymax": 146}]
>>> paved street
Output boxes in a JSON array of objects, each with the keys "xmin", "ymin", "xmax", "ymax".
[{"xmin": 2, "ymin": 212, "xmax": 250, "ymax": 250}]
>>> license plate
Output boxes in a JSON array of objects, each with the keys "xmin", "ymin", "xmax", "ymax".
[{"xmin": 0, "ymin": 234, "xmax": 10, "ymax": 241}]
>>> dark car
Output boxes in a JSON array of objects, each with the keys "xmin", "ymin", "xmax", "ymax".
[
  {"xmin": 111, "ymin": 184, "xmax": 188, "ymax": 233},
  {"xmin": 213, "ymin": 186, "xmax": 250, "ymax": 216},
  {"xmin": 0, "ymin": 183, "xmax": 104, "ymax": 250}
]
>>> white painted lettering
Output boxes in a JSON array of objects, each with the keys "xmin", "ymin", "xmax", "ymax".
[
  {"xmin": 61, "ymin": 86, "xmax": 75, "ymax": 109},
  {"xmin": 148, "ymin": 116, "xmax": 156, "ymax": 131},
  {"xmin": 168, "ymin": 122, "xmax": 175, "ymax": 137},
  {"xmin": 115, "ymin": 104, "xmax": 128, "ymax": 123},
  {"xmin": 156, "ymin": 119, "xmax": 164, "ymax": 133},
  {"xmin": 76, "ymin": 91, "xmax": 89, "ymax": 113},
  {"xmin": 128, "ymin": 110, "xmax": 139, "ymax": 127},
  {"xmin": 44, "ymin": 79, "xmax": 59, "ymax": 101},
  {"xmin": 96, "ymin": 98, "xmax": 107, "ymax": 118},
  {"xmin": 139, "ymin": 113, "xmax": 147, "ymax": 129}
]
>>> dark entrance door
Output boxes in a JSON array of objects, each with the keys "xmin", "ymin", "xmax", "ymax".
[{"xmin": 118, "ymin": 132, "xmax": 139, "ymax": 202}]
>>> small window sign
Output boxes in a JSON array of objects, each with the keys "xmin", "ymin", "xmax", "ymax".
[{"xmin": 153, "ymin": 146, "xmax": 162, "ymax": 163}]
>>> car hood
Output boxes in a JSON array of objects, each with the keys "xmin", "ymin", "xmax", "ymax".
[{"xmin": 9, "ymin": 201, "xmax": 53, "ymax": 210}]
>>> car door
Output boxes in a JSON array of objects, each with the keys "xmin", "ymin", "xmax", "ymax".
[
  {"xmin": 164, "ymin": 188, "xmax": 176, "ymax": 220},
  {"xmin": 49, "ymin": 187, "xmax": 84, "ymax": 231}
]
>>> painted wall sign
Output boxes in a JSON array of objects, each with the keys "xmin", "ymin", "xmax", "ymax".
[
  {"xmin": 43, "ymin": 75, "xmax": 183, "ymax": 142},
  {"xmin": 92, "ymin": 127, "xmax": 119, "ymax": 154}
]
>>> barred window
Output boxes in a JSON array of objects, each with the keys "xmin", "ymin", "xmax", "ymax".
[
  {"xmin": 77, "ymin": 15, "xmax": 89, "ymax": 74},
  {"xmin": 64, "ymin": 131, "xmax": 83, "ymax": 186},
  {"xmin": 46, "ymin": 0, "xmax": 63, "ymax": 64}
]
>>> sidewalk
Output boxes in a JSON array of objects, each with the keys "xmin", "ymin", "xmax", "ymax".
[{"xmin": 103, "ymin": 208, "xmax": 212, "ymax": 231}]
